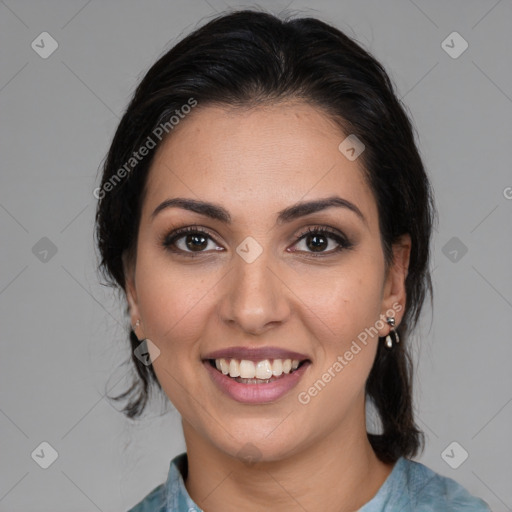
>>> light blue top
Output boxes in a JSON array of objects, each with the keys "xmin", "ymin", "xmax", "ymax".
[{"xmin": 127, "ymin": 452, "xmax": 491, "ymax": 511}]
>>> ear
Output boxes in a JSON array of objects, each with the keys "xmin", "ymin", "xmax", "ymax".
[
  {"xmin": 379, "ymin": 233, "xmax": 411, "ymax": 332},
  {"xmin": 122, "ymin": 250, "xmax": 143, "ymax": 339}
]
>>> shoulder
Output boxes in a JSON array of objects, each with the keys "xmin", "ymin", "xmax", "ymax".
[
  {"xmin": 125, "ymin": 483, "xmax": 166, "ymax": 512},
  {"xmin": 125, "ymin": 452, "xmax": 194, "ymax": 512},
  {"xmin": 401, "ymin": 458, "xmax": 491, "ymax": 511}
]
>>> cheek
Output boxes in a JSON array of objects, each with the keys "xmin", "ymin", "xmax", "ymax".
[
  {"xmin": 135, "ymin": 251, "xmax": 214, "ymax": 344},
  {"xmin": 296, "ymin": 273, "xmax": 382, "ymax": 420},
  {"xmin": 134, "ymin": 261, "xmax": 215, "ymax": 409},
  {"xmin": 292, "ymin": 262, "xmax": 384, "ymax": 404},
  {"xmin": 294, "ymin": 264, "xmax": 384, "ymax": 342}
]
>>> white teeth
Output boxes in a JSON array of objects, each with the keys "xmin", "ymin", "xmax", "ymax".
[
  {"xmin": 255, "ymin": 360, "xmax": 273, "ymax": 379},
  {"xmin": 229, "ymin": 359, "xmax": 240, "ymax": 377},
  {"xmin": 272, "ymin": 359, "xmax": 283, "ymax": 376},
  {"xmin": 219, "ymin": 358, "xmax": 229, "ymax": 375},
  {"xmin": 239, "ymin": 360, "xmax": 255, "ymax": 378},
  {"xmin": 212, "ymin": 358, "xmax": 304, "ymax": 379}
]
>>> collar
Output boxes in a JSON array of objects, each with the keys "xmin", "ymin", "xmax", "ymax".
[
  {"xmin": 164, "ymin": 452, "xmax": 202, "ymax": 511},
  {"xmin": 165, "ymin": 451, "xmax": 406, "ymax": 512}
]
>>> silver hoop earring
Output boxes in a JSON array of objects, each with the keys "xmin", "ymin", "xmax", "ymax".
[{"xmin": 384, "ymin": 316, "xmax": 400, "ymax": 349}]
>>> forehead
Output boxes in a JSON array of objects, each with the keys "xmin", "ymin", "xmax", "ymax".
[{"xmin": 142, "ymin": 102, "xmax": 378, "ymax": 228}]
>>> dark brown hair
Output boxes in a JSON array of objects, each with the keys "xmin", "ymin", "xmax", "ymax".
[{"xmin": 95, "ymin": 9, "xmax": 435, "ymax": 464}]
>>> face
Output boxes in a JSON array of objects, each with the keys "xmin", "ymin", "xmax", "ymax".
[{"xmin": 125, "ymin": 101, "xmax": 410, "ymax": 462}]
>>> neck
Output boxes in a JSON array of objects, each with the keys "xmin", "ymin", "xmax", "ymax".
[{"xmin": 182, "ymin": 407, "xmax": 395, "ymax": 512}]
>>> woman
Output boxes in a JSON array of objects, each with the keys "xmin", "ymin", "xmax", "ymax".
[{"xmin": 95, "ymin": 9, "xmax": 491, "ymax": 512}]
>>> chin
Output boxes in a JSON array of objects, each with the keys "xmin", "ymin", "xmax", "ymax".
[{"xmin": 214, "ymin": 424, "xmax": 308, "ymax": 464}]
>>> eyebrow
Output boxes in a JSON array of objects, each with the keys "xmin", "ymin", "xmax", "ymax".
[{"xmin": 151, "ymin": 196, "xmax": 367, "ymax": 226}]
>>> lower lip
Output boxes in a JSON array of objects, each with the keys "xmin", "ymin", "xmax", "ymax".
[{"xmin": 203, "ymin": 360, "xmax": 310, "ymax": 404}]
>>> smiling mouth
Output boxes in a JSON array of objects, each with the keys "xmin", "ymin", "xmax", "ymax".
[{"xmin": 207, "ymin": 357, "xmax": 310, "ymax": 384}]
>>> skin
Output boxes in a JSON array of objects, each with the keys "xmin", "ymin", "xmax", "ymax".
[{"xmin": 124, "ymin": 101, "xmax": 411, "ymax": 512}]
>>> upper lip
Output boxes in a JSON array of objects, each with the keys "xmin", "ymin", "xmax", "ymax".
[{"xmin": 203, "ymin": 346, "xmax": 311, "ymax": 362}]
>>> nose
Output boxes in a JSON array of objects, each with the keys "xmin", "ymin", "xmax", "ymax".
[{"xmin": 218, "ymin": 249, "xmax": 291, "ymax": 336}]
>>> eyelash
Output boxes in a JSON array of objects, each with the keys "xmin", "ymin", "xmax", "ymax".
[{"xmin": 160, "ymin": 224, "xmax": 354, "ymax": 258}]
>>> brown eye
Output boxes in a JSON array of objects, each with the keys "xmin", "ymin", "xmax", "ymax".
[
  {"xmin": 183, "ymin": 232, "xmax": 208, "ymax": 251},
  {"xmin": 304, "ymin": 232, "xmax": 329, "ymax": 252},
  {"xmin": 291, "ymin": 226, "xmax": 353, "ymax": 256},
  {"xmin": 162, "ymin": 226, "xmax": 223, "ymax": 255}
]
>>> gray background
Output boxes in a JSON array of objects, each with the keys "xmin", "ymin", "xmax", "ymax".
[{"xmin": 1, "ymin": 0, "xmax": 511, "ymax": 510}]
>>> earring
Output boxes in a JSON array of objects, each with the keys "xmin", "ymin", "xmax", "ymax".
[
  {"xmin": 384, "ymin": 316, "xmax": 400, "ymax": 349},
  {"xmin": 133, "ymin": 319, "xmax": 140, "ymax": 331}
]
